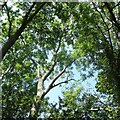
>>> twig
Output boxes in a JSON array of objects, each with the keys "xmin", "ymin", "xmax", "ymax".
[
  {"xmin": 5, "ymin": 4, "xmax": 12, "ymax": 39},
  {"xmin": 52, "ymin": 79, "xmax": 75, "ymax": 89},
  {"xmin": 0, "ymin": 64, "xmax": 13, "ymax": 80},
  {"xmin": 0, "ymin": 1, "xmax": 8, "ymax": 10}
]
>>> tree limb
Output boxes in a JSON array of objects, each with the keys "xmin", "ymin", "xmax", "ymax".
[
  {"xmin": 95, "ymin": 24, "xmax": 106, "ymax": 40},
  {"xmin": 5, "ymin": 4, "xmax": 12, "ymax": 39},
  {"xmin": 104, "ymin": 2, "xmax": 120, "ymax": 30},
  {"xmin": 42, "ymin": 61, "xmax": 57, "ymax": 82},
  {"xmin": 0, "ymin": 64, "xmax": 14, "ymax": 80},
  {"xmin": 0, "ymin": 1, "xmax": 7, "ymax": 10},
  {"xmin": 22, "ymin": 2, "xmax": 36, "ymax": 22},
  {"xmin": 26, "ymin": 3, "xmax": 46, "ymax": 24},
  {"xmin": 93, "ymin": 2, "xmax": 113, "ymax": 51},
  {"xmin": 41, "ymin": 41, "xmax": 62, "ymax": 82},
  {"xmin": 51, "ymin": 79, "xmax": 75, "ymax": 89},
  {"xmin": 0, "ymin": 2, "xmax": 46, "ymax": 61},
  {"xmin": 112, "ymin": 2, "xmax": 120, "ymax": 9},
  {"xmin": 42, "ymin": 66, "xmax": 68, "ymax": 98},
  {"xmin": 42, "ymin": 59, "xmax": 76, "ymax": 98}
]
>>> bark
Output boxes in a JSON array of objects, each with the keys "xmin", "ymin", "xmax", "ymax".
[{"xmin": 30, "ymin": 78, "xmax": 44, "ymax": 119}]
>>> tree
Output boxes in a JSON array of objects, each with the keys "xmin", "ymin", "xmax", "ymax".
[
  {"xmin": 70, "ymin": 2, "xmax": 120, "ymax": 104},
  {"xmin": 45, "ymin": 82, "xmax": 119, "ymax": 120},
  {"xmin": 1, "ymin": 2, "xmax": 120, "ymax": 119},
  {"xmin": 1, "ymin": 2, "xmax": 77, "ymax": 119}
]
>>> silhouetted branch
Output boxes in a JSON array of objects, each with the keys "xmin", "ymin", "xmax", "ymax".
[
  {"xmin": 5, "ymin": 4, "xmax": 12, "ymax": 38},
  {"xmin": 42, "ymin": 61, "xmax": 57, "ymax": 82},
  {"xmin": 93, "ymin": 2, "xmax": 113, "ymax": 51},
  {"xmin": 104, "ymin": 2, "xmax": 120, "ymax": 30},
  {"xmin": 44, "ymin": 66, "xmax": 67, "ymax": 96},
  {"xmin": 52, "ymin": 79, "xmax": 75, "ymax": 88},
  {"xmin": 0, "ymin": 1, "xmax": 7, "ymax": 10},
  {"xmin": 1, "ymin": 2, "xmax": 46, "ymax": 61}
]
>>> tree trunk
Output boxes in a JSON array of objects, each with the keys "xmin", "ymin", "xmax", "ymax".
[{"xmin": 30, "ymin": 77, "xmax": 44, "ymax": 119}]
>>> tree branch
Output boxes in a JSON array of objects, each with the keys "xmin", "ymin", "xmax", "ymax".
[
  {"xmin": 42, "ymin": 61, "xmax": 57, "ymax": 82},
  {"xmin": 26, "ymin": 3, "xmax": 46, "ymax": 24},
  {"xmin": 1, "ymin": 2, "xmax": 46, "ymax": 61},
  {"xmin": 5, "ymin": 4, "xmax": 12, "ymax": 39},
  {"xmin": 42, "ymin": 41, "xmax": 62, "ymax": 82},
  {"xmin": 52, "ymin": 79, "xmax": 75, "ymax": 89},
  {"xmin": 0, "ymin": 1, "xmax": 7, "ymax": 10},
  {"xmin": 23, "ymin": 2, "xmax": 36, "ymax": 22},
  {"xmin": 112, "ymin": 2, "xmax": 120, "ymax": 9},
  {"xmin": 0, "ymin": 64, "xmax": 13, "ymax": 80},
  {"xmin": 42, "ymin": 60, "xmax": 75, "ymax": 98},
  {"xmin": 95, "ymin": 24, "xmax": 106, "ymax": 40},
  {"xmin": 93, "ymin": 2, "xmax": 113, "ymax": 51},
  {"xmin": 42, "ymin": 66, "xmax": 68, "ymax": 98},
  {"xmin": 104, "ymin": 2, "xmax": 120, "ymax": 30},
  {"xmin": 54, "ymin": 39, "xmax": 61, "ymax": 54}
]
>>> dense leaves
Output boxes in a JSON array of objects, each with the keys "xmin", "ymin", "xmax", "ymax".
[
  {"xmin": 0, "ymin": 2, "xmax": 120, "ymax": 119},
  {"xmin": 43, "ymin": 83, "xmax": 119, "ymax": 120}
]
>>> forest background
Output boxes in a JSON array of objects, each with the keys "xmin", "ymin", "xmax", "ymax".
[{"xmin": 0, "ymin": 1, "xmax": 120, "ymax": 119}]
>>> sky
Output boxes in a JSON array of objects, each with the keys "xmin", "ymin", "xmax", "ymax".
[
  {"xmin": 47, "ymin": 78, "xmax": 97, "ymax": 103},
  {"xmin": 46, "ymin": 65, "xmax": 98, "ymax": 103}
]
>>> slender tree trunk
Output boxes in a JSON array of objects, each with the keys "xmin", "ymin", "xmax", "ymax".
[{"xmin": 30, "ymin": 76, "xmax": 44, "ymax": 119}]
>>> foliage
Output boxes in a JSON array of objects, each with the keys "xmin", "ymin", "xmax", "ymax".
[
  {"xmin": 0, "ymin": 2, "xmax": 120, "ymax": 119},
  {"xmin": 44, "ymin": 83, "xmax": 119, "ymax": 120}
]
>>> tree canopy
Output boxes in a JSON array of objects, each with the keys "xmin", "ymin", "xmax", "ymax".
[
  {"xmin": 44, "ymin": 82, "xmax": 119, "ymax": 119},
  {"xmin": 0, "ymin": 2, "xmax": 120, "ymax": 119}
]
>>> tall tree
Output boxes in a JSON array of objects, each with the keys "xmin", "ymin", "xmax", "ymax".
[
  {"xmin": 1, "ymin": 2, "xmax": 77, "ymax": 119},
  {"xmin": 70, "ymin": 2, "xmax": 120, "ymax": 104},
  {"xmin": 1, "ymin": 2, "xmax": 120, "ymax": 119}
]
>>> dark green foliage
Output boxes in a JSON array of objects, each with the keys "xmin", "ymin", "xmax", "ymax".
[{"xmin": 1, "ymin": 2, "xmax": 120, "ymax": 119}]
